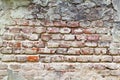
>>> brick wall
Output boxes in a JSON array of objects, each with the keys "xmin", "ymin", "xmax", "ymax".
[{"xmin": 0, "ymin": 0, "xmax": 120, "ymax": 80}]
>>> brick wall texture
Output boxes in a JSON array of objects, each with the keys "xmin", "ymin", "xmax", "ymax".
[{"xmin": 0, "ymin": 0, "xmax": 120, "ymax": 80}]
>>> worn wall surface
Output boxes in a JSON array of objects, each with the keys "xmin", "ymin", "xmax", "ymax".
[{"xmin": 0, "ymin": 0, "xmax": 120, "ymax": 80}]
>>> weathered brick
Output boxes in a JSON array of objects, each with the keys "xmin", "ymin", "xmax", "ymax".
[
  {"xmin": 2, "ymin": 55, "xmax": 16, "ymax": 62},
  {"xmin": 100, "ymin": 35, "xmax": 112, "ymax": 41},
  {"xmin": 41, "ymin": 34, "xmax": 51, "ymax": 41},
  {"xmin": 64, "ymin": 34, "xmax": 75, "ymax": 40},
  {"xmin": 0, "ymin": 64, "xmax": 8, "ymax": 70},
  {"xmin": 80, "ymin": 21, "xmax": 90, "ymax": 27},
  {"xmin": 60, "ymin": 28, "xmax": 71, "ymax": 33},
  {"xmin": 51, "ymin": 55, "xmax": 65, "ymax": 62},
  {"xmin": 56, "ymin": 48, "xmax": 67, "ymax": 54},
  {"xmin": 13, "ymin": 48, "xmax": 25, "ymax": 54},
  {"xmin": 47, "ymin": 42, "xmax": 59, "ymax": 48},
  {"xmin": 22, "ymin": 41, "xmax": 33, "ymax": 48},
  {"xmin": 34, "ymin": 27, "xmax": 46, "ymax": 34},
  {"xmin": 27, "ymin": 55, "xmax": 39, "ymax": 62},
  {"xmin": 72, "ymin": 28, "xmax": 83, "ymax": 34},
  {"xmin": 98, "ymin": 42, "xmax": 110, "ymax": 48},
  {"xmin": 90, "ymin": 20, "xmax": 103, "ymax": 27},
  {"xmin": 83, "ymin": 28, "xmax": 96, "ymax": 34},
  {"xmin": 80, "ymin": 47, "xmax": 94, "ymax": 55},
  {"xmin": 44, "ymin": 21, "xmax": 54, "ymax": 27},
  {"xmin": 96, "ymin": 28, "xmax": 110, "ymax": 34},
  {"xmin": 85, "ymin": 42, "xmax": 97, "ymax": 47},
  {"xmin": 16, "ymin": 55, "xmax": 27, "ymax": 62},
  {"xmin": 22, "ymin": 27, "xmax": 35, "ymax": 33},
  {"xmin": 47, "ymin": 27, "xmax": 59, "ymax": 33},
  {"xmin": 101, "ymin": 55, "xmax": 112, "ymax": 62},
  {"xmin": 86, "ymin": 34, "xmax": 99, "ymax": 41},
  {"xmin": 9, "ymin": 27, "xmax": 21, "ymax": 33},
  {"xmin": 24, "ymin": 48, "xmax": 38, "ymax": 54},
  {"xmin": 28, "ymin": 34, "xmax": 39, "ymax": 41},
  {"xmin": 38, "ymin": 48, "xmax": 56, "ymax": 54},
  {"xmin": 14, "ymin": 33, "xmax": 25, "ymax": 40},
  {"xmin": 109, "ymin": 49, "xmax": 120, "ymax": 55},
  {"xmin": 16, "ymin": 19, "xmax": 29, "ymax": 26},
  {"xmin": 67, "ymin": 21, "xmax": 79, "ymax": 27},
  {"xmin": 33, "ymin": 41, "xmax": 45, "ymax": 48},
  {"xmin": 53, "ymin": 21, "xmax": 67, "ymax": 27},
  {"xmin": 111, "ymin": 70, "xmax": 120, "ymax": 76},
  {"xmin": 65, "ymin": 56, "xmax": 77, "ymax": 62},
  {"xmin": 10, "ymin": 64, "xmax": 21, "ymax": 70},
  {"xmin": 29, "ymin": 20, "xmax": 42, "ymax": 26},
  {"xmin": 113, "ymin": 56, "xmax": 120, "ymax": 63},
  {"xmin": 0, "ymin": 70, "xmax": 7, "ymax": 76},
  {"xmin": 51, "ymin": 34, "xmax": 63, "ymax": 40},
  {"xmin": 95, "ymin": 48, "xmax": 107, "ymax": 55},
  {"xmin": 67, "ymin": 48, "xmax": 80, "ymax": 54},
  {"xmin": 76, "ymin": 34, "xmax": 86, "ymax": 41},
  {"xmin": 71, "ymin": 41, "xmax": 84, "ymax": 47},
  {"xmin": 3, "ymin": 33, "xmax": 13, "ymax": 40},
  {"xmin": 59, "ymin": 41, "xmax": 71, "ymax": 48},
  {"xmin": 14, "ymin": 42, "xmax": 22, "ymax": 48},
  {"xmin": 1, "ymin": 47, "xmax": 12, "ymax": 54}
]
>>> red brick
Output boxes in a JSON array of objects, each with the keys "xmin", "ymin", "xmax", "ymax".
[
  {"xmin": 83, "ymin": 28, "xmax": 96, "ymax": 34},
  {"xmin": 67, "ymin": 21, "xmax": 79, "ymax": 27},
  {"xmin": 27, "ymin": 55, "xmax": 39, "ymax": 62},
  {"xmin": 53, "ymin": 21, "xmax": 67, "ymax": 27},
  {"xmin": 14, "ymin": 42, "xmax": 21, "ymax": 48},
  {"xmin": 86, "ymin": 34, "xmax": 99, "ymax": 41}
]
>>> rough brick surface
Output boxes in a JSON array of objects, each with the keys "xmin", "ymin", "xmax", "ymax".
[{"xmin": 0, "ymin": 0, "xmax": 120, "ymax": 80}]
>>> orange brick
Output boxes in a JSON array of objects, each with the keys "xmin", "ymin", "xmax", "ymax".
[{"xmin": 27, "ymin": 55, "xmax": 39, "ymax": 62}]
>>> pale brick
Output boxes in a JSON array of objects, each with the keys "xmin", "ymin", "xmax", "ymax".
[
  {"xmin": 0, "ymin": 70, "xmax": 7, "ymax": 76},
  {"xmin": 85, "ymin": 42, "xmax": 97, "ymax": 47},
  {"xmin": 101, "ymin": 55, "xmax": 112, "ymax": 62},
  {"xmin": 60, "ymin": 28, "xmax": 71, "ymax": 33},
  {"xmin": 35, "ymin": 27, "xmax": 46, "ymax": 33},
  {"xmin": 111, "ymin": 70, "xmax": 120, "ymax": 76},
  {"xmin": 16, "ymin": 55, "xmax": 27, "ymax": 62},
  {"xmin": 28, "ymin": 34, "xmax": 39, "ymax": 41},
  {"xmin": 9, "ymin": 27, "xmax": 21, "ymax": 33},
  {"xmin": 51, "ymin": 55, "xmax": 65, "ymax": 62},
  {"xmin": 33, "ymin": 41, "xmax": 45, "ymax": 48},
  {"xmin": 2, "ymin": 55, "xmax": 16, "ymax": 62},
  {"xmin": 56, "ymin": 48, "xmax": 67, "ymax": 54},
  {"xmin": 59, "ymin": 41, "xmax": 71, "ymax": 48},
  {"xmin": 47, "ymin": 27, "xmax": 59, "ymax": 33},
  {"xmin": 95, "ymin": 48, "xmax": 107, "ymax": 55},
  {"xmin": 51, "ymin": 34, "xmax": 63, "ymax": 40},
  {"xmin": 47, "ymin": 42, "xmax": 59, "ymax": 48},
  {"xmin": 98, "ymin": 42, "xmax": 110, "ymax": 48},
  {"xmin": 3, "ymin": 33, "xmax": 13, "ymax": 40},
  {"xmin": 64, "ymin": 34, "xmax": 75, "ymax": 40},
  {"xmin": 100, "ymin": 35, "xmax": 112, "ymax": 41},
  {"xmin": 1, "ymin": 47, "xmax": 12, "ymax": 54},
  {"xmin": 38, "ymin": 48, "xmax": 56, "ymax": 54},
  {"xmin": 41, "ymin": 34, "xmax": 51, "ymax": 41},
  {"xmin": 0, "ymin": 64, "xmax": 8, "ymax": 70},
  {"xmin": 72, "ymin": 28, "xmax": 83, "ymax": 34},
  {"xmin": 67, "ymin": 48, "xmax": 80, "ymax": 54},
  {"xmin": 10, "ymin": 64, "xmax": 21, "ymax": 70},
  {"xmin": 22, "ymin": 41, "xmax": 33, "ymax": 48},
  {"xmin": 80, "ymin": 47, "xmax": 94, "ymax": 55},
  {"xmin": 22, "ymin": 27, "xmax": 35, "ymax": 33},
  {"xmin": 76, "ymin": 34, "xmax": 86, "ymax": 40},
  {"xmin": 113, "ymin": 56, "xmax": 120, "ymax": 63},
  {"xmin": 24, "ymin": 48, "xmax": 38, "ymax": 54},
  {"xmin": 65, "ymin": 56, "xmax": 77, "ymax": 62},
  {"xmin": 96, "ymin": 28, "xmax": 110, "ymax": 34},
  {"xmin": 71, "ymin": 41, "xmax": 84, "ymax": 47},
  {"xmin": 14, "ymin": 33, "xmax": 25, "ymax": 40}
]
